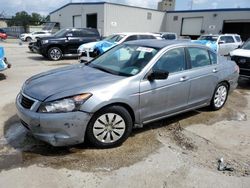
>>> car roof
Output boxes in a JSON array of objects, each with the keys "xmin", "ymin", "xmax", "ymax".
[
  {"xmin": 115, "ymin": 32, "xmax": 157, "ymax": 36},
  {"xmin": 125, "ymin": 39, "xmax": 200, "ymax": 49}
]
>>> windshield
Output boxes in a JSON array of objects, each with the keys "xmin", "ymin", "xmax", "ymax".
[
  {"xmin": 88, "ymin": 44, "xmax": 159, "ymax": 77},
  {"xmin": 242, "ymin": 40, "xmax": 250, "ymax": 50},
  {"xmin": 53, "ymin": 29, "xmax": 68, "ymax": 37},
  {"xmin": 103, "ymin": 34, "xmax": 125, "ymax": 43},
  {"xmin": 198, "ymin": 36, "xmax": 218, "ymax": 42}
]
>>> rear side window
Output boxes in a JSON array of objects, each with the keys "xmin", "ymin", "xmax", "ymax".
[
  {"xmin": 162, "ymin": 34, "xmax": 176, "ymax": 40},
  {"xmin": 138, "ymin": 35, "xmax": 156, "ymax": 39},
  {"xmin": 209, "ymin": 51, "xmax": 217, "ymax": 64},
  {"xmin": 187, "ymin": 47, "xmax": 211, "ymax": 68},
  {"xmin": 153, "ymin": 48, "xmax": 186, "ymax": 73},
  {"xmin": 124, "ymin": 35, "xmax": 138, "ymax": 42},
  {"xmin": 235, "ymin": 36, "xmax": 241, "ymax": 42},
  {"xmin": 81, "ymin": 29, "xmax": 99, "ymax": 37},
  {"xmin": 220, "ymin": 36, "xmax": 234, "ymax": 43}
]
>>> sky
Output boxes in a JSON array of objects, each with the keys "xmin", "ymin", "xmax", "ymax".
[{"xmin": 0, "ymin": 0, "xmax": 250, "ymax": 16}]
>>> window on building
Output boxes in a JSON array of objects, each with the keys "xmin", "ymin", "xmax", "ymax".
[{"xmin": 147, "ymin": 12, "xmax": 152, "ymax": 20}]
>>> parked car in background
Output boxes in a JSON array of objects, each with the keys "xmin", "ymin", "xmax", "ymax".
[
  {"xmin": 0, "ymin": 46, "xmax": 11, "ymax": 71},
  {"xmin": 16, "ymin": 40, "xmax": 239, "ymax": 148},
  {"xmin": 193, "ymin": 34, "xmax": 242, "ymax": 56},
  {"xmin": 155, "ymin": 32, "xmax": 177, "ymax": 40},
  {"xmin": 33, "ymin": 28, "xmax": 101, "ymax": 61},
  {"xmin": 78, "ymin": 32, "xmax": 160, "ymax": 62},
  {"xmin": 0, "ymin": 29, "xmax": 7, "ymax": 40},
  {"xmin": 20, "ymin": 31, "xmax": 52, "ymax": 42},
  {"xmin": 230, "ymin": 39, "xmax": 250, "ymax": 79}
]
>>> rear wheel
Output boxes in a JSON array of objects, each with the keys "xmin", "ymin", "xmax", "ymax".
[
  {"xmin": 86, "ymin": 106, "xmax": 133, "ymax": 148},
  {"xmin": 48, "ymin": 47, "xmax": 62, "ymax": 61},
  {"xmin": 210, "ymin": 83, "xmax": 229, "ymax": 110}
]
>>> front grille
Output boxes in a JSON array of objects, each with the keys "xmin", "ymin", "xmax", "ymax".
[{"xmin": 21, "ymin": 95, "xmax": 34, "ymax": 109}]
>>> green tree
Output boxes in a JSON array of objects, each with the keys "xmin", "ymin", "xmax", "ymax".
[{"xmin": 7, "ymin": 11, "xmax": 49, "ymax": 32}]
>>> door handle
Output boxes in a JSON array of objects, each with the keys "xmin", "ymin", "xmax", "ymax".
[
  {"xmin": 213, "ymin": 68, "xmax": 218, "ymax": 73},
  {"xmin": 180, "ymin": 76, "xmax": 189, "ymax": 82}
]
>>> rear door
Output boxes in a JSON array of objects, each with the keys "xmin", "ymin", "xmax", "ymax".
[
  {"xmin": 186, "ymin": 47, "xmax": 219, "ymax": 107},
  {"xmin": 139, "ymin": 47, "xmax": 190, "ymax": 123}
]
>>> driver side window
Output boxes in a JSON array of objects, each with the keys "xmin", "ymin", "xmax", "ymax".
[{"xmin": 152, "ymin": 48, "xmax": 186, "ymax": 74}]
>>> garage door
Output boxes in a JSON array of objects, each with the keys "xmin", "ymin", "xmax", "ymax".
[
  {"xmin": 223, "ymin": 20, "xmax": 250, "ymax": 41},
  {"xmin": 73, "ymin": 15, "xmax": 82, "ymax": 28},
  {"xmin": 181, "ymin": 17, "xmax": 203, "ymax": 36}
]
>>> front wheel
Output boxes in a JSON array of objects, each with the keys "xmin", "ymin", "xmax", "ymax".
[
  {"xmin": 48, "ymin": 47, "xmax": 62, "ymax": 61},
  {"xmin": 26, "ymin": 37, "xmax": 32, "ymax": 42},
  {"xmin": 86, "ymin": 106, "xmax": 133, "ymax": 148},
  {"xmin": 210, "ymin": 83, "xmax": 229, "ymax": 110}
]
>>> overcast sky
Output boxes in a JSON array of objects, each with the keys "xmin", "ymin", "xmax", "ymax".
[{"xmin": 0, "ymin": 0, "xmax": 250, "ymax": 16}]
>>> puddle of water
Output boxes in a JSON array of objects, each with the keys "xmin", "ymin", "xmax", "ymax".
[{"xmin": 1, "ymin": 113, "xmax": 162, "ymax": 172}]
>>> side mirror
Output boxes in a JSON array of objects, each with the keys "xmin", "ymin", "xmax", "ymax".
[
  {"xmin": 66, "ymin": 33, "xmax": 73, "ymax": 39},
  {"xmin": 218, "ymin": 40, "xmax": 225, "ymax": 45},
  {"xmin": 147, "ymin": 70, "xmax": 169, "ymax": 81}
]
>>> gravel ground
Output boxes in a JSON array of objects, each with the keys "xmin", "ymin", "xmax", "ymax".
[{"xmin": 0, "ymin": 39, "xmax": 249, "ymax": 188}]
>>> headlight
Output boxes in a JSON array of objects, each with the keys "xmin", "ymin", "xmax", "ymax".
[
  {"xmin": 39, "ymin": 93, "xmax": 92, "ymax": 113},
  {"xmin": 41, "ymin": 40, "xmax": 49, "ymax": 44}
]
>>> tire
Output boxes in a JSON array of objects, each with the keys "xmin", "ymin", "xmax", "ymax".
[
  {"xmin": 48, "ymin": 47, "xmax": 62, "ymax": 61},
  {"xmin": 26, "ymin": 37, "xmax": 32, "ymax": 42},
  {"xmin": 42, "ymin": 53, "xmax": 48, "ymax": 58},
  {"xmin": 210, "ymin": 82, "xmax": 229, "ymax": 111},
  {"xmin": 86, "ymin": 106, "xmax": 133, "ymax": 148}
]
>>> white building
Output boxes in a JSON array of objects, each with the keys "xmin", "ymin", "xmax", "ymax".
[
  {"xmin": 50, "ymin": 2, "xmax": 165, "ymax": 36},
  {"xmin": 50, "ymin": 2, "xmax": 250, "ymax": 40}
]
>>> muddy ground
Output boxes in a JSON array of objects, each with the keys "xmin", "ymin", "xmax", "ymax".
[{"xmin": 0, "ymin": 40, "xmax": 249, "ymax": 188}]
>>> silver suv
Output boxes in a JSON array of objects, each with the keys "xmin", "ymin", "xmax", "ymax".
[{"xmin": 16, "ymin": 40, "xmax": 239, "ymax": 148}]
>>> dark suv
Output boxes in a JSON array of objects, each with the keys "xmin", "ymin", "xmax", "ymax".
[{"xmin": 34, "ymin": 28, "xmax": 100, "ymax": 61}]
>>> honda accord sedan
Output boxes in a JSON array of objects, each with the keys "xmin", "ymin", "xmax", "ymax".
[{"xmin": 16, "ymin": 40, "xmax": 239, "ymax": 148}]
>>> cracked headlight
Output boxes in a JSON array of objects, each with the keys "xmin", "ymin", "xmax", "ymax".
[{"xmin": 39, "ymin": 93, "xmax": 92, "ymax": 113}]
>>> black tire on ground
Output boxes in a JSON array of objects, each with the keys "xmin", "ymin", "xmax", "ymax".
[
  {"xmin": 26, "ymin": 37, "xmax": 32, "ymax": 42},
  {"xmin": 210, "ymin": 82, "xmax": 229, "ymax": 111},
  {"xmin": 42, "ymin": 53, "xmax": 48, "ymax": 58},
  {"xmin": 47, "ymin": 47, "xmax": 63, "ymax": 61},
  {"xmin": 86, "ymin": 106, "xmax": 133, "ymax": 148}
]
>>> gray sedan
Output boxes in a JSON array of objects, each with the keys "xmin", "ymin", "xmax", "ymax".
[{"xmin": 16, "ymin": 40, "xmax": 239, "ymax": 148}]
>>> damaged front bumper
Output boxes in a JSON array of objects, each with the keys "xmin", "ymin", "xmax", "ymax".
[{"xmin": 16, "ymin": 93, "xmax": 92, "ymax": 146}]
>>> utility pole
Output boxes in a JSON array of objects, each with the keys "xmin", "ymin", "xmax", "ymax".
[{"xmin": 190, "ymin": 0, "xmax": 193, "ymax": 10}]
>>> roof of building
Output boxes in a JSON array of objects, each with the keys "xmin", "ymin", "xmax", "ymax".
[
  {"xmin": 50, "ymin": 2, "xmax": 164, "ymax": 15},
  {"xmin": 167, "ymin": 8, "xmax": 250, "ymax": 13}
]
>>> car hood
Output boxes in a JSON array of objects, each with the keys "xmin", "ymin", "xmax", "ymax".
[
  {"xmin": 23, "ymin": 64, "xmax": 124, "ymax": 101},
  {"xmin": 230, "ymin": 49, "xmax": 250, "ymax": 58},
  {"xmin": 78, "ymin": 41, "xmax": 98, "ymax": 52}
]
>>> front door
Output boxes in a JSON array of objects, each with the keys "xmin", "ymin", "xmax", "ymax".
[{"xmin": 139, "ymin": 47, "xmax": 190, "ymax": 123}]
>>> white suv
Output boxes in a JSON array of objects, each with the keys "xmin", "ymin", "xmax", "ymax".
[
  {"xmin": 197, "ymin": 34, "xmax": 242, "ymax": 56},
  {"xmin": 20, "ymin": 31, "xmax": 52, "ymax": 42}
]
